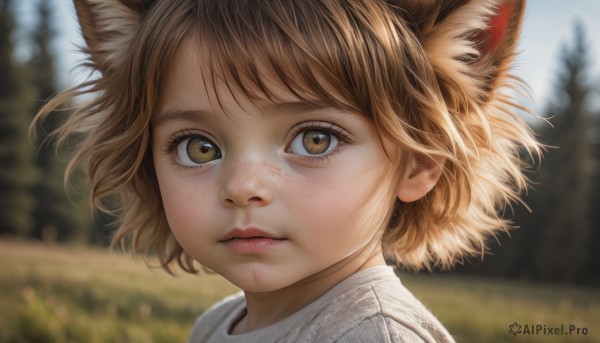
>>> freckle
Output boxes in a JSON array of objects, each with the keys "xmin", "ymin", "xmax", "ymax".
[
  {"xmin": 262, "ymin": 160, "xmax": 281, "ymax": 174},
  {"xmin": 262, "ymin": 160, "xmax": 288, "ymax": 179}
]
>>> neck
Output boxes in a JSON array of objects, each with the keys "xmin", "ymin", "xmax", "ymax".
[{"xmin": 231, "ymin": 246, "xmax": 386, "ymax": 334}]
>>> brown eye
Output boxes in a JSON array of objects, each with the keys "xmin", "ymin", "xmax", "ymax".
[
  {"xmin": 303, "ymin": 130, "xmax": 331, "ymax": 154},
  {"xmin": 176, "ymin": 136, "xmax": 221, "ymax": 166},
  {"xmin": 290, "ymin": 129, "xmax": 338, "ymax": 156}
]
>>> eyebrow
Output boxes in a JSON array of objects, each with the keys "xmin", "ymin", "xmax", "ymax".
[
  {"xmin": 153, "ymin": 109, "xmax": 213, "ymax": 128},
  {"xmin": 153, "ymin": 101, "xmax": 335, "ymax": 128}
]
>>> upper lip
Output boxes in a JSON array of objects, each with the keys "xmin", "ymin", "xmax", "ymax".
[{"xmin": 220, "ymin": 227, "xmax": 287, "ymax": 241}]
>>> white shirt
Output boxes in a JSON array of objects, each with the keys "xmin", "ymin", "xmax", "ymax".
[{"xmin": 189, "ymin": 265, "xmax": 456, "ymax": 342}]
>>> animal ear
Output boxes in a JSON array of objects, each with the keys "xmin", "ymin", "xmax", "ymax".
[
  {"xmin": 418, "ymin": 0, "xmax": 526, "ymax": 104},
  {"xmin": 73, "ymin": 0, "xmax": 154, "ymax": 73}
]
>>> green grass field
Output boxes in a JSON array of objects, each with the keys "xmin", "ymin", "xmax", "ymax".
[{"xmin": 0, "ymin": 240, "xmax": 598, "ymax": 342}]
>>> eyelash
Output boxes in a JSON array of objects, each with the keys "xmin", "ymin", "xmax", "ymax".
[
  {"xmin": 162, "ymin": 129, "xmax": 212, "ymax": 171},
  {"xmin": 286, "ymin": 122, "xmax": 351, "ymax": 162},
  {"xmin": 164, "ymin": 129, "xmax": 202, "ymax": 154},
  {"xmin": 162, "ymin": 122, "xmax": 352, "ymax": 168}
]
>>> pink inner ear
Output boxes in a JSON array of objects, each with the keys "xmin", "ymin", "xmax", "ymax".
[{"xmin": 482, "ymin": 1, "xmax": 516, "ymax": 54}]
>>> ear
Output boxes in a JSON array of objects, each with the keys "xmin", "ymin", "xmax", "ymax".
[
  {"xmin": 416, "ymin": 0, "xmax": 526, "ymax": 104},
  {"xmin": 73, "ymin": 0, "xmax": 154, "ymax": 73},
  {"xmin": 397, "ymin": 155, "xmax": 446, "ymax": 203}
]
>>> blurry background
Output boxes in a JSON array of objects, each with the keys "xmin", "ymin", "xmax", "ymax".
[{"xmin": 1, "ymin": 0, "xmax": 599, "ymax": 342}]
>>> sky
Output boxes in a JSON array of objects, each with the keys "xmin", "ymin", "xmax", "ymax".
[{"xmin": 13, "ymin": 0, "xmax": 600, "ymax": 114}]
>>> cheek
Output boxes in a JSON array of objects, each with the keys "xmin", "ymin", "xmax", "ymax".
[
  {"xmin": 289, "ymin": 163, "xmax": 388, "ymax": 243},
  {"xmin": 154, "ymin": 166, "xmax": 218, "ymax": 242},
  {"xmin": 161, "ymin": 183, "xmax": 196, "ymax": 228}
]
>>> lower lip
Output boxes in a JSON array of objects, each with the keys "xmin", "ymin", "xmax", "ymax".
[{"xmin": 221, "ymin": 238, "xmax": 286, "ymax": 254}]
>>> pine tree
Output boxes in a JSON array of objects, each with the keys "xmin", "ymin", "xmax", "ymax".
[
  {"xmin": 29, "ymin": 0, "xmax": 92, "ymax": 242},
  {"xmin": 0, "ymin": 0, "xmax": 39, "ymax": 235},
  {"xmin": 586, "ymin": 108, "xmax": 600, "ymax": 285},
  {"xmin": 533, "ymin": 21, "xmax": 596, "ymax": 283}
]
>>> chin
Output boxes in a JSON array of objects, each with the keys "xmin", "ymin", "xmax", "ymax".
[
  {"xmin": 229, "ymin": 276, "xmax": 289, "ymax": 293},
  {"xmin": 221, "ymin": 266, "xmax": 298, "ymax": 293}
]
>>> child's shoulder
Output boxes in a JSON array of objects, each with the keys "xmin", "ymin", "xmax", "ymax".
[{"xmin": 308, "ymin": 266, "xmax": 456, "ymax": 342}]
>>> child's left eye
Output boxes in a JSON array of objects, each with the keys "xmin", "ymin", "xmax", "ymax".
[{"xmin": 287, "ymin": 125, "xmax": 346, "ymax": 157}]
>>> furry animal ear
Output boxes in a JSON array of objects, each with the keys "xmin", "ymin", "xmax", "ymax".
[
  {"xmin": 414, "ymin": 0, "xmax": 525, "ymax": 105},
  {"xmin": 73, "ymin": 0, "xmax": 155, "ymax": 73}
]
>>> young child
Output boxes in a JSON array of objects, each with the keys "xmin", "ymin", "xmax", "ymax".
[{"xmin": 35, "ymin": 0, "xmax": 540, "ymax": 341}]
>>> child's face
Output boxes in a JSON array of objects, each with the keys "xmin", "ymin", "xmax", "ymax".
[{"xmin": 152, "ymin": 39, "xmax": 396, "ymax": 292}]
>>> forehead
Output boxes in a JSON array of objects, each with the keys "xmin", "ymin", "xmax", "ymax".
[
  {"xmin": 158, "ymin": 39, "xmax": 324, "ymax": 120},
  {"xmin": 158, "ymin": 34, "xmax": 354, "ymax": 117}
]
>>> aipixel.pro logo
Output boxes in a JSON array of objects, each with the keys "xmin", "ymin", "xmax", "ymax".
[{"xmin": 509, "ymin": 322, "xmax": 589, "ymax": 336}]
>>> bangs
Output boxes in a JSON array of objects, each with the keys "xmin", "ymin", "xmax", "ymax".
[{"xmin": 184, "ymin": 0, "xmax": 410, "ymax": 117}]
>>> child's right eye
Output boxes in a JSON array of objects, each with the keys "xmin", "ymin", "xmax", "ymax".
[{"xmin": 174, "ymin": 135, "xmax": 222, "ymax": 167}]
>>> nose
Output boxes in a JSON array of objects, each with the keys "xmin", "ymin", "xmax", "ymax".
[{"xmin": 220, "ymin": 159, "xmax": 274, "ymax": 207}]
